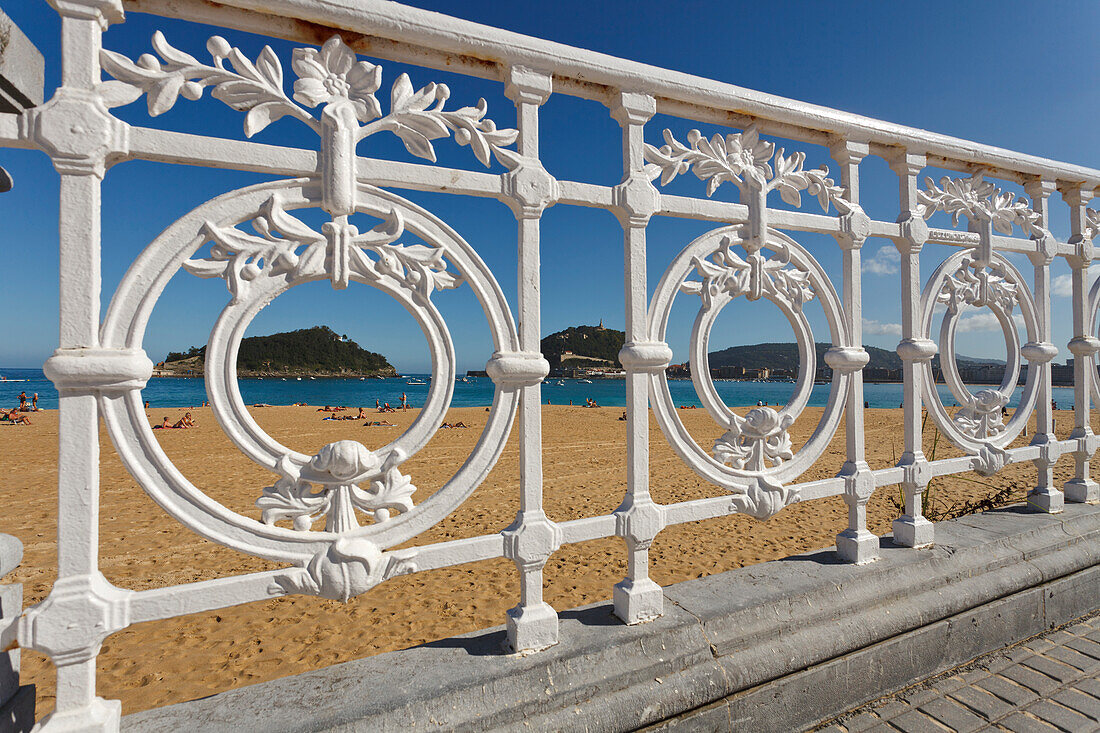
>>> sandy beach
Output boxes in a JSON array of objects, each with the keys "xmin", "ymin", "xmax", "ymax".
[{"xmin": 0, "ymin": 403, "xmax": 1091, "ymax": 717}]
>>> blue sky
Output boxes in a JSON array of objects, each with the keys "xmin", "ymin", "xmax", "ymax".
[{"xmin": 1, "ymin": 1, "xmax": 1097, "ymax": 372}]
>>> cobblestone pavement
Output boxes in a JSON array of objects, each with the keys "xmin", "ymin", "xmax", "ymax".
[{"xmin": 814, "ymin": 612, "xmax": 1100, "ymax": 732}]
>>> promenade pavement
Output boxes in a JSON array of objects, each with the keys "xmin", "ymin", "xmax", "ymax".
[{"xmin": 815, "ymin": 611, "xmax": 1100, "ymax": 732}]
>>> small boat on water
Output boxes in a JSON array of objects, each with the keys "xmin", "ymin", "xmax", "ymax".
[
  {"xmin": 580, "ymin": 379, "xmax": 593, "ymax": 384},
  {"xmin": 360, "ymin": 377, "xmax": 365, "ymax": 381},
  {"xmin": 310, "ymin": 377, "xmax": 316, "ymax": 380},
  {"xmin": 406, "ymin": 379, "xmax": 427, "ymax": 385},
  {"xmin": 296, "ymin": 377, "xmax": 302, "ymax": 381}
]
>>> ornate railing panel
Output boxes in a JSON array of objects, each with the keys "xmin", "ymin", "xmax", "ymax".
[{"xmin": 4, "ymin": 1, "xmax": 1100, "ymax": 729}]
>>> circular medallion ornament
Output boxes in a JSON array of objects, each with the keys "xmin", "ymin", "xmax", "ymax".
[
  {"xmin": 916, "ymin": 250, "xmax": 1042, "ymax": 461},
  {"xmin": 647, "ymin": 224, "xmax": 854, "ymax": 518},
  {"xmin": 99, "ymin": 179, "xmax": 521, "ymax": 573}
]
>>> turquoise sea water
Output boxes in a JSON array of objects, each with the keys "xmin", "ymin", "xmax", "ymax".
[{"xmin": 0, "ymin": 368, "xmax": 1079, "ymax": 412}]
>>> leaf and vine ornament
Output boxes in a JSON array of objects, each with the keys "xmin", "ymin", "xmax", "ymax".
[
  {"xmin": 184, "ymin": 193, "xmax": 462, "ymax": 303},
  {"xmin": 916, "ymin": 173, "xmax": 1046, "ymax": 238},
  {"xmin": 99, "ymin": 33, "xmax": 520, "ymax": 169},
  {"xmin": 642, "ymin": 124, "xmax": 855, "ymax": 214}
]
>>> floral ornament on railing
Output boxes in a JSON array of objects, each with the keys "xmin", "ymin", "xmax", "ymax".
[
  {"xmin": 643, "ymin": 124, "xmax": 855, "ymax": 214},
  {"xmin": 274, "ymin": 537, "xmax": 417, "ymax": 602},
  {"xmin": 713, "ymin": 407, "xmax": 795, "ymax": 472},
  {"xmin": 183, "ymin": 194, "xmax": 461, "ymax": 302},
  {"xmin": 99, "ymin": 33, "xmax": 520, "ymax": 168},
  {"xmin": 936, "ymin": 255, "xmax": 1018, "ymax": 316},
  {"xmin": 258, "ymin": 441, "xmax": 417, "ymax": 533},
  {"xmin": 953, "ymin": 389, "xmax": 1009, "ymax": 441},
  {"xmin": 730, "ymin": 477, "xmax": 799, "ymax": 521},
  {"xmin": 680, "ymin": 237, "xmax": 815, "ymax": 312},
  {"xmin": 917, "ymin": 173, "xmax": 1046, "ymax": 238},
  {"xmin": 1084, "ymin": 208, "xmax": 1100, "ymax": 241}
]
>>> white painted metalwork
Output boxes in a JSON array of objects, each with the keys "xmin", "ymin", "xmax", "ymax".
[{"xmin": 5, "ymin": 0, "xmax": 1100, "ymax": 728}]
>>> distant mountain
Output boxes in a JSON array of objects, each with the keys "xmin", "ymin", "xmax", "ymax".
[
  {"xmin": 707, "ymin": 342, "xmax": 1003, "ymax": 371},
  {"xmin": 953, "ymin": 354, "xmax": 1005, "ymax": 366},
  {"xmin": 541, "ymin": 323, "xmax": 625, "ymax": 367},
  {"xmin": 159, "ymin": 326, "xmax": 396, "ymax": 377}
]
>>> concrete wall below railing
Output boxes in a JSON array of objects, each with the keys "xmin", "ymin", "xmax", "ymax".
[{"xmin": 125, "ymin": 503, "xmax": 1100, "ymax": 732}]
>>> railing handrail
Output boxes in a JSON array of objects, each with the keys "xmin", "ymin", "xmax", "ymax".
[{"xmin": 127, "ymin": 0, "xmax": 1100, "ymax": 189}]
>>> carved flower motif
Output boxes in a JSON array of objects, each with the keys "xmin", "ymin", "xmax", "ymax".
[
  {"xmin": 740, "ymin": 407, "xmax": 783, "ymax": 439},
  {"xmin": 291, "ymin": 36, "xmax": 382, "ymax": 122},
  {"xmin": 101, "ymin": 33, "xmax": 519, "ymax": 168},
  {"xmin": 643, "ymin": 124, "xmax": 855, "ymax": 215},
  {"xmin": 275, "ymin": 538, "xmax": 417, "ymax": 602},
  {"xmin": 918, "ymin": 173, "xmax": 1046, "ymax": 238},
  {"xmin": 310, "ymin": 440, "xmax": 382, "ymax": 482},
  {"xmin": 707, "ymin": 127, "xmax": 775, "ymax": 186},
  {"xmin": 937, "ymin": 256, "xmax": 1018, "ymax": 316},
  {"xmin": 731, "ymin": 476, "xmax": 798, "ymax": 520},
  {"xmin": 682, "ymin": 238, "xmax": 815, "ymax": 313},
  {"xmin": 257, "ymin": 444, "xmax": 417, "ymax": 532},
  {"xmin": 953, "ymin": 388, "xmax": 1009, "ymax": 440},
  {"xmin": 713, "ymin": 407, "xmax": 795, "ymax": 472}
]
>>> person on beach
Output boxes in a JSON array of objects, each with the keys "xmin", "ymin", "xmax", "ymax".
[
  {"xmin": 375, "ymin": 398, "xmax": 380, "ymax": 409},
  {"xmin": 356, "ymin": 407, "xmax": 366, "ymax": 419},
  {"xmin": 32, "ymin": 393, "xmax": 38, "ymax": 411},
  {"xmin": 172, "ymin": 412, "xmax": 195, "ymax": 429},
  {"xmin": 401, "ymin": 392, "xmax": 407, "ymax": 411},
  {"xmin": 145, "ymin": 400, "xmax": 150, "ymax": 409},
  {"xmin": 18, "ymin": 392, "xmax": 26, "ymax": 410},
  {"xmin": 2, "ymin": 408, "xmax": 30, "ymax": 425},
  {"xmin": 152, "ymin": 416, "xmax": 171, "ymax": 429},
  {"xmin": 618, "ymin": 411, "xmax": 626, "ymax": 421}
]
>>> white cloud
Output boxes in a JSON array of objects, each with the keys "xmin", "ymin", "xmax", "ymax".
[
  {"xmin": 862, "ymin": 245, "xmax": 900, "ymax": 276},
  {"xmin": 1052, "ymin": 274, "xmax": 1073, "ymax": 298},
  {"xmin": 954, "ymin": 311, "xmax": 1026, "ymax": 332},
  {"xmin": 863, "ymin": 318, "xmax": 902, "ymax": 336}
]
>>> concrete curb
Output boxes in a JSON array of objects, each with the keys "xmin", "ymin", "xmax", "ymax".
[{"xmin": 124, "ymin": 503, "xmax": 1100, "ymax": 732}]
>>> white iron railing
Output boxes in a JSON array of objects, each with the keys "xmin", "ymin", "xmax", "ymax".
[{"xmin": 4, "ymin": 0, "xmax": 1100, "ymax": 729}]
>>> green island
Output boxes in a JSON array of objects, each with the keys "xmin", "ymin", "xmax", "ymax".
[
  {"xmin": 155, "ymin": 326, "xmax": 397, "ymax": 378},
  {"xmin": 538, "ymin": 324, "xmax": 1007, "ymax": 382},
  {"xmin": 541, "ymin": 322, "xmax": 625, "ymax": 374}
]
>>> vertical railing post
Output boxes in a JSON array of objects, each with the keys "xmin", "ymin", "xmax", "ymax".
[
  {"xmin": 18, "ymin": 1, "xmax": 131, "ymax": 730},
  {"xmin": 610, "ymin": 91, "xmax": 668, "ymax": 624},
  {"xmin": 830, "ymin": 140, "xmax": 877, "ymax": 563},
  {"xmin": 1023, "ymin": 179, "xmax": 1063, "ymax": 513},
  {"xmin": 1062, "ymin": 186, "xmax": 1100, "ymax": 503},
  {"xmin": 500, "ymin": 65, "xmax": 561, "ymax": 653},
  {"xmin": 889, "ymin": 151, "xmax": 936, "ymax": 547}
]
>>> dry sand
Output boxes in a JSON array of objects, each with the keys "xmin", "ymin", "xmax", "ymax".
[{"xmin": 0, "ymin": 403, "xmax": 1092, "ymax": 717}]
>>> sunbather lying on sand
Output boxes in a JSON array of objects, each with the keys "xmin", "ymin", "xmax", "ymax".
[
  {"xmin": 171, "ymin": 412, "xmax": 195, "ymax": 429},
  {"xmin": 1, "ymin": 408, "xmax": 30, "ymax": 425}
]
